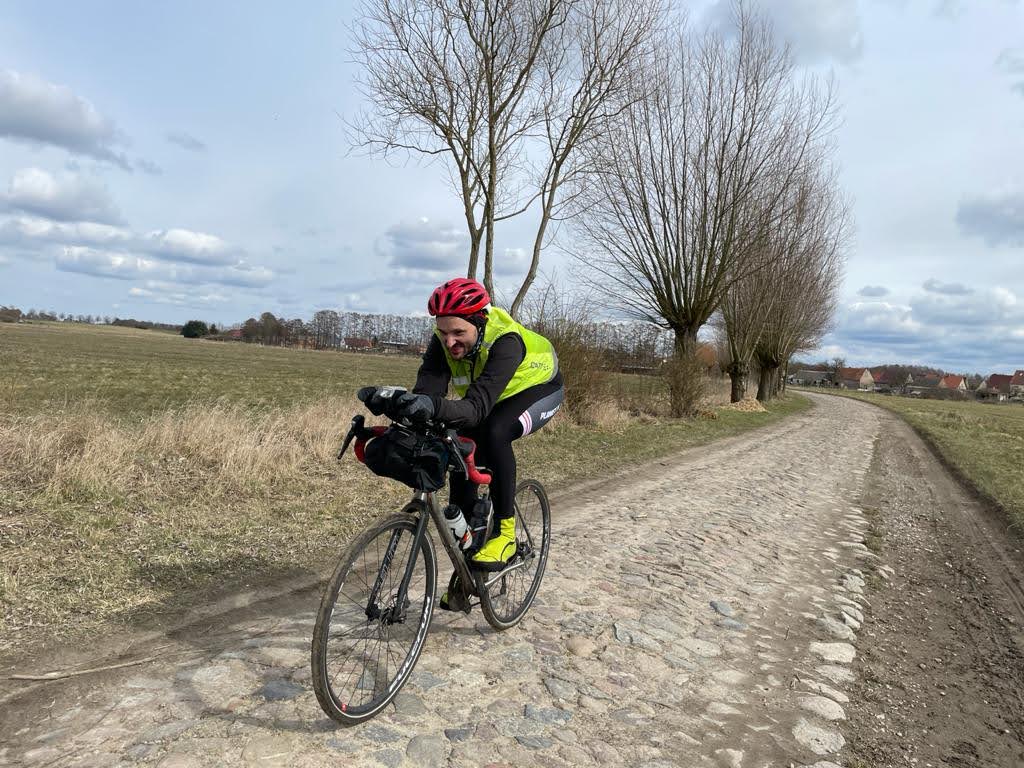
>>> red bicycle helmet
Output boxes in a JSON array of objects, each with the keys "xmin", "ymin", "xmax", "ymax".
[{"xmin": 428, "ymin": 277, "xmax": 490, "ymax": 317}]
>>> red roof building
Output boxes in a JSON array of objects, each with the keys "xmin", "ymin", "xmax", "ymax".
[
  {"xmin": 938, "ymin": 374, "xmax": 966, "ymax": 391},
  {"xmin": 344, "ymin": 337, "xmax": 373, "ymax": 350}
]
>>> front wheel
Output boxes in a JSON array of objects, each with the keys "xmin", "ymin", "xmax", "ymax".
[
  {"xmin": 311, "ymin": 513, "xmax": 436, "ymax": 725},
  {"xmin": 475, "ymin": 479, "xmax": 551, "ymax": 630}
]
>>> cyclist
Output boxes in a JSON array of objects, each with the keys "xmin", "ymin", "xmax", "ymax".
[{"xmin": 388, "ymin": 277, "xmax": 563, "ymax": 571}]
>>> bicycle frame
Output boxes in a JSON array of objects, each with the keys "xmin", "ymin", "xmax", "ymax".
[
  {"xmin": 340, "ymin": 412, "xmax": 532, "ymax": 618},
  {"xmin": 368, "ymin": 490, "xmax": 478, "ymax": 622}
]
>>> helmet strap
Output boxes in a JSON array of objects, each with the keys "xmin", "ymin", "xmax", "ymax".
[{"xmin": 466, "ymin": 314, "xmax": 487, "ymax": 358}]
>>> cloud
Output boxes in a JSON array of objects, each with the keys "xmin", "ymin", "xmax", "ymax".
[
  {"xmin": 923, "ymin": 278, "xmax": 972, "ymax": 295},
  {"xmin": 56, "ymin": 246, "xmax": 274, "ymax": 288},
  {"xmin": 0, "ymin": 216, "xmax": 131, "ymax": 250},
  {"xmin": 141, "ymin": 228, "xmax": 240, "ymax": 266},
  {"xmin": 56, "ymin": 247, "xmax": 154, "ymax": 281},
  {"xmin": 996, "ymin": 48, "xmax": 1024, "ymax": 96},
  {"xmin": 820, "ymin": 285, "xmax": 1024, "ymax": 371},
  {"xmin": 857, "ymin": 285, "xmax": 890, "ymax": 298},
  {"xmin": 128, "ymin": 282, "xmax": 229, "ymax": 307},
  {"xmin": 495, "ymin": 247, "xmax": 531, "ymax": 277},
  {"xmin": 840, "ymin": 301, "xmax": 923, "ymax": 344},
  {"xmin": 135, "ymin": 158, "xmax": 163, "ymax": 176},
  {"xmin": 379, "ymin": 217, "xmax": 468, "ymax": 272},
  {"xmin": 704, "ymin": 0, "xmax": 863, "ymax": 65},
  {"xmin": 0, "ymin": 69, "xmax": 130, "ymax": 169},
  {"xmin": 2, "ymin": 168, "xmax": 122, "ymax": 224},
  {"xmin": 166, "ymin": 131, "xmax": 207, "ymax": 152},
  {"xmin": 956, "ymin": 188, "xmax": 1024, "ymax": 247}
]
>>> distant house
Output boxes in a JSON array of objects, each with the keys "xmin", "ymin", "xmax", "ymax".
[
  {"xmin": 226, "ymin": 328, "xmax": 243, "ymax": 341},
  {"xmin": 871, "ymin": 370, "xmax": 891, "ymax": 393},
  {"xmin": 792, "ymin": 369, "xmax": 832, "ymax": 386},
  {"xmin": 978, "ymin": 373, "xmax": 1013, "ymax": 402},
  {"xmin": 1011, "ymin": 370, "xmax": 1024, "ymax": 400},
  {"xmin": 839, "ymin": 367, "xmax": 873, "ymax": 390},
  {"xmin": 938, "ymin": 374, "xmax": 967, "ymax": 392},
  {"xmin": 344, "ymin": 337, "xmax": 374, "ymax": 350}
]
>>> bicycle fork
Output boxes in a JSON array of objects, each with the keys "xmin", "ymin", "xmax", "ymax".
[{"xmin": 365, "ymin": 501, "xmax": 433, "ymax": 625}]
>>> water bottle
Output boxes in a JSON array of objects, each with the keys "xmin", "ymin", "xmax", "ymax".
[{"xmin": 443, "ymin": 504, "xmax": 473, "ymax": 551}]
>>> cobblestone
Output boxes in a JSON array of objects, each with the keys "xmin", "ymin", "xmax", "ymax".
[{"xmin": 1, "ymin": 394, "xmax": 881, "ymax": 767}]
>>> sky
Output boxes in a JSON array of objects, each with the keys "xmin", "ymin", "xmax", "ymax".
[{"xmin": 0, "ymin": 0, "xmax": 1022, "ymax": 373}]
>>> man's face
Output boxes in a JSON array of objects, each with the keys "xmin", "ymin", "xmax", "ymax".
[{"xmin": 436, "ymin": 316, "xmax": 478, "ymax": 359}]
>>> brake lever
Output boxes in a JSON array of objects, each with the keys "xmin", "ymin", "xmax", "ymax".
[
  {"xmin": 337, "ymin": 414, "xmax": 366, "ymax": 459},
  {"xmin": 445, "ymin": 429, "xmax": 470, "ymax": 474}
]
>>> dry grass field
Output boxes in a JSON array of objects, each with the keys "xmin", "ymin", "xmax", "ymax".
[
  {"xmin": 809, "ymin": 389, "xmax": 1024, "ymax": 531},
  {"xmin": 1, "ymin": 322, "xmax": 809, "ymax": 653}
]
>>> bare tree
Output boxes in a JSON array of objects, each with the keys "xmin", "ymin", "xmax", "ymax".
[
  {"xmin": 570, "ymin": 5, "xmax": 837, "ymax": 414},
  {"xmin": 752, "ymin": 170, "xmax": 848, "ymax": 401},
  {"xmin": 351, "ymin": 0, "xmax": 658, "ymax": 306}
]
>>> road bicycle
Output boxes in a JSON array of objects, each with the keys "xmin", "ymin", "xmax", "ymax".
[{"xmin": 310, "ymin": 411, "xmax": 552, "ymax": 725}]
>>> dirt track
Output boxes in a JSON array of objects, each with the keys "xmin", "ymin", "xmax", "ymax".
[{"xmin": 2, "ymin": 393, "xmax": 1023, "ymax": 767}]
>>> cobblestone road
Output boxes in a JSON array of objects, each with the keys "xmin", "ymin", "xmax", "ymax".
[{"xmin": 1, "ymin": 394, "xmax": 883, "ymax": 767}]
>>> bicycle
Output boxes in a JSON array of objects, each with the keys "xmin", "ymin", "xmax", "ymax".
[{"xmin": 310, "ymin": 410, "xmax": 552, "ymax": 725}]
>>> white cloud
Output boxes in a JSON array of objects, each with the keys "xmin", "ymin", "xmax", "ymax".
[
  {"xmin": 129, "ymin": 282, "xmax": 229, "ymax": 306},
  {"xmin": 704, "ymin": 0, "xmax": 863, "ymax": 65},
  {"xmin": 956, "ymin": 188, "xmax": 1024, "ymax": 247},
  {"xmin": 141, "ymin": 228, "xmax": 240, "ymax": 266},
  {"xmin": 56, "ymin": 247, "xmax": 156, "ymax": 281},
  {"xmin": 857, "ymin": 284, "xmax": 890, "ymax": 297},
  {"xmin": 379, "ymin": 217, "xmax": 468, "ymax": 272},
  {"xmin": 0, "ymin": 216, "xmax": 131, "ymax": 250},
  {"xmin": 56, "ymin": 246, "xmax": 274, "ymax": 288},
  {"xmin": 822, "ymin": 284, "xmax": 1024, "ymax": 371},
  {"xmin": 2, "ymin": 168, "xmax": 122, "ymax": 224},
  {"xmin": 923, "ymin": 278, "xmax": 972, "ymax": 295},
  {"xmin": 0, "ymin": 69, "xmax": 130, "ymax": 169},
  {"xmin": 495, "ymin": 247, "xmax": 530, "ymax": 277}
]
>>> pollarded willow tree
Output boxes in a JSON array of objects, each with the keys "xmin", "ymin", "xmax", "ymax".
[
  {"xmin": 350, "ymin": 0, "xmax": 660, "ymax": 311},
  {"xmin": 752, "ymin": 167, "xmax": 848, "ymax": 401},
  {"xmin": 569, "ymin": 5, "xmax": 838, "ymax": 415}
]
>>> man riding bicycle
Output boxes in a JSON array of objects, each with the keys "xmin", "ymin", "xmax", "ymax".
[{"xmin": 384, "ymin": 277, "xmax": 564, "ymax": 570}]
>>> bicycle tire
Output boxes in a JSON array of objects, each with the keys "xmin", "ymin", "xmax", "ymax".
[
  {"xmin": 311, "ymin": 513, "xmax": 436, "ymax": 724},
  {"xmin": 475, "ymin": 479, "xmax": 551, "ymax": 630}
]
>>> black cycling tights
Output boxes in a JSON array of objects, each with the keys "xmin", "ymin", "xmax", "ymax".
[{"xmin": 449, "ymin": 377, "xmax": 564, "ymax": 523}]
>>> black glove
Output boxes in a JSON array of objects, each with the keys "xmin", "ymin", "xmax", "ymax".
[
  {"xmin": 394, "ymin": 392, "xmax": 435, "ymax": 423},
  {"xmin": 357, "ymin": 386, "xmax": 407, "ymax": 416}
]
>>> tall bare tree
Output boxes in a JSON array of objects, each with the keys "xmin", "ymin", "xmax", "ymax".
[
  {"xmin": 752, "ymin": 169, "xmax": 848, "ymax": 401},
  {"xmin": 351, "ymin": 0, "xmax": 658, "ymax": 306},
  {"xmin": 570, "ymin": 6, "xmax": 836, "ymax": 413}
]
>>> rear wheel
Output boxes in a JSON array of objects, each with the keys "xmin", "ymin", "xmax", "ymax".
[
  {"xmin": 476, "ymin": 479, "xmax": 551, "ymax": 630},
  {"xmin": 311, "ymin": 513, "xmax": 436, "ymax": 724}
]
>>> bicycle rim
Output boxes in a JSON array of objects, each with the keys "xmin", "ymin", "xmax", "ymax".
[
  {"xmin": 311, "ymin": 514, "xmax": 436, "ymax": 724},
  {"xmin": 476, "ymin": 479, "xmax": 551, "ymax": 630}
]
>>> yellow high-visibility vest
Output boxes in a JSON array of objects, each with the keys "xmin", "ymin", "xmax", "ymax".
[{"xmin": 435, "ymin": 306, "xmax": 558, "ymax": 401}]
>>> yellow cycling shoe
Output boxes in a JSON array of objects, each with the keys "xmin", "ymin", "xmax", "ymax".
[{"xmin": 470, "ymin": 517, "xmax": 517, "ymax": 571}]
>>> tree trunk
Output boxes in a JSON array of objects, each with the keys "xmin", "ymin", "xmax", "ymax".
[
  {"xmin": 667, "ymin": 328, "xmax": 702, "ymax": 418},
  {"xmin": 727, "ymin": 362, "xmax": 748, "ymax": 402},
  {"xmin": 756, "ymin": 364, "xmax": 777, "ymax": 402}
]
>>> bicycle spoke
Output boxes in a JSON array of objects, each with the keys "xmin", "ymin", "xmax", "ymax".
[{"xmin": 312, "ymin": 513, "xmax": 435, "ymax": 722}]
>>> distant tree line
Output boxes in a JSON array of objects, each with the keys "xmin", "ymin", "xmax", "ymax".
[{"xmin": 199, "ymin": 308, "xmax": 678, "ymax": 370}]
